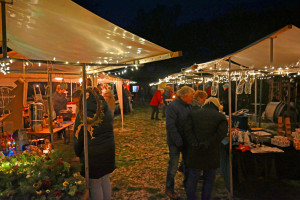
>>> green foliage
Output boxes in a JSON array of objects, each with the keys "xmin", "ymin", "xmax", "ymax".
[{"xmin": 0, "ymin": 150, "xmax": 86, "ymax": 199}]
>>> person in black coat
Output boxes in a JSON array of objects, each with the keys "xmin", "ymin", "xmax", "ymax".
[
  {"xmin": 74, "ymin": 87, "xmax": 115, "ymax": 200},
  {"xmin": 183, "ymin": 97, "xmax": 228, "ymax": 200}
]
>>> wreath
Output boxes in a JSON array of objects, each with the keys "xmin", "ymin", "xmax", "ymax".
[{"xmin": 78, "ymin": 87, "xmax": 104, "ymax": 127}]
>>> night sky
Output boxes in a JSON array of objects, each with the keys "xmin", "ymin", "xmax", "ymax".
[{"xmin": 73, "ymin": 0, "xmax": 300, "ymax": 84}]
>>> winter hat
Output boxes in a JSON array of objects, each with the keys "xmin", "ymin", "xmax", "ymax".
[
  {"xmin": 223, "ymin": 83, "xmax": 229, "ymax": 88},
  {"xmin": 158, "ymin": 82, "xmax": 167, "ymax": 90},
  {"xmin": 204, "ymin": 97, "xmax": 222, "ymax": 110}
]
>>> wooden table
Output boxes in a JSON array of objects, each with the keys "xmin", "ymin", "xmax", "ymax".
[{"xmin": 27, "ymin": 121, "xmax": 74, "ymax": 144}]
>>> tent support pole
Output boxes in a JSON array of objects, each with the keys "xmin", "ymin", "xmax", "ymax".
[
  {"xmin": 48, "ymin": 73, "xmax": 54, "ymax": 144},
  {"xmin": 259, "ymin": 78, "xmax": 263, "ymax": 127},
  {"xmin": 255, "ymin": 78, "xmax": 257, "ymax": 125},
  {"xmin": 82, "ymin": 65, "xmax": 89, "ymax": 189},
  {"xmin": 235, "ymin": 84, "xmax": 238, "ymax": 112},
  {"xmin": 1, "ymin": 1, "xmax": 7, "ymax": 58},
  {"xmin": 287, "ymin": 81, "xmax": 291, "ymax": 116},
  {"xmin": 228, "ymin": 58, "xmax": 233, "ymax": 197},
  {"xmin": 70, "ymin": 80, "xmax": 73, "ymax": 102}
]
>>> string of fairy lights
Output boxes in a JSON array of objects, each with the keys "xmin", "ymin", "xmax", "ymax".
[
  {"xmin": 110, "ymin": 65, "xmax": 139, "ymax": 76},
  {"xmin": 0, "ymin": 57, "xmax": 139, "ymax": 79},
  {"xmin": 0, "ymin": 59, "xmax": 12, "ymax": 75},
  {"xmin": 150, "ymin": 59, "xmax": 300, "ymax": 86}
]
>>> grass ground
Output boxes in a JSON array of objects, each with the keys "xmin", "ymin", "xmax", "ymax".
[{"xmin": 55, "ymin": 104, "xmax": 300, "ymax": 200}]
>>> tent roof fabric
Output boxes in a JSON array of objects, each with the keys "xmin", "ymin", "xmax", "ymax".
[
  {"xmin": 185, "ymin": 25, "xmax": 300, "ymax": 74},
  {"xmin": 1, "ymin": 0, "xmax": 179, "ymax": 73}
]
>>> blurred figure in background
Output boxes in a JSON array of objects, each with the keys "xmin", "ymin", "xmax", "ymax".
[
  {"xmin": 122, "ymin": 87, "xmax": 130, "ymax": 115},
  {"xmin": 222, "ymin": 83, "xmax": 235, "ymax": 115},
  {"xmin": 103, "ymin": 85, "xmax": 116, "ymax": 116},
  {"xmin": 162, "ymin": 85, "xmax": 174, "ymax": 118},
  {"xmin": 138, "ymin": 86, "xmax": 145, "ymax": 105},
  {"xmin": 125, "ymin": 88, "xmax": 133, "ymax": 114},
  {"xmin": 204, "ymin": 82, "xmax": 212, "ymax": 98},
  {"xmin": 150, "ymin": 88, "xmax": 164, "ymax": 120},
  {"xmin": 53, "ymin": 84, "xmax": 67, "ymax": 118}
]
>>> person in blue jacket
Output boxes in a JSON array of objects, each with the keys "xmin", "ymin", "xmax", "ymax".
[{"xmin": 165, "ymin": 86, "xmax": 195, "ymax": 199}]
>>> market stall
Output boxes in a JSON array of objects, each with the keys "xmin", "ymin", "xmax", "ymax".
[
  {"xmin": 183, "ymin": 24, "xmax": 300, "ymax": 197},
  {"xmin": 0, "ymin": 0, "xmax": 181, "ymax": 197}
]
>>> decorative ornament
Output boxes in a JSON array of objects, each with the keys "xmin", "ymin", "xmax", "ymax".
[
  {"xmin": 244, "ymin": 74, "xmax": 255, "ymax": 94},
  {"xmin": 244, "ymin": 131, "xmax": 251, "ymax": 144},
  {"xmin": 76, "ymin": 87, "xmax": 104, "ymax": 139},
  {"xmin": 238, "ymin": 131, "xmax": 244, "ymax": 143},
  {"xmin": 211, "ymin": 75, "xmax": 219, "ymax": 96},
  {"xmin": 78, "ymin": 87, "xmax": 104, "ymax": 126},
  {"xmin": 236, "ymin": 73, "xmax": 246, "ymax": 94},
  {"xmin": 236, "ymin": 144, "xmax": 251, "ymax": 152}
]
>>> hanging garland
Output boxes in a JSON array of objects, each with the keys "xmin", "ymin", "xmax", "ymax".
[
  {"xmin": 78, "ymin": 87, "xmax": 104, "ymax": 127},
  {"xmin": 75, "ymin": 87, "xmax": 104, "ymax": 140}
]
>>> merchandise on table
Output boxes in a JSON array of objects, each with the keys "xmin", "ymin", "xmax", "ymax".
[
  {"xmin": 250, "ymin": 146, "xmax": 284, "ymax": 153},
  {"xmin": 271, "ymin": 136, "xmax": 290, "ymax": 147},
  {"xmin": 250, "ymin": 131, "xmax": 272, "ymax": 144}
]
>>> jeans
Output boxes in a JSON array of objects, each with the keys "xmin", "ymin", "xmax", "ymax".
[
  {"xmin": 89, "ymin": 174, "xmax": 111, "ymax": 200},
  {"xmin": 185, "ymin": 168, "xmax": 217, "ymax": 200},
  {"xmin": 151, "ymin": 106, "xmax": 159, "ymax": 119},
  {"xmin": 166, "ymin": 145, "xmax": 181, "ymax": 191}
]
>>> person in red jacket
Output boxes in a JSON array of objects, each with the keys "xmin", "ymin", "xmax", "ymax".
[{"xmin": 150, "ymin": 89, "xmax": 164, "ymax": 120}]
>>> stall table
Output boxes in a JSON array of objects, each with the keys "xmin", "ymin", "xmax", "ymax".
[
  {"xmin": 220, "ymin": 139, "xmax": 300, "ymax": 190},
  {"xmin": 27, "ymin": 121, "xmax": 74, "ymax": 144}
]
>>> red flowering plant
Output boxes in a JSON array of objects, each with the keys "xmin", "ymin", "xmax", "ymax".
[{"xmin": 0, "ymin": 150, "xmax": 86, "ymax": 199}]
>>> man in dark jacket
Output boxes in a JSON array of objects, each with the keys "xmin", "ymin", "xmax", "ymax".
[
  {"xmin": 162, "ymin": 85, "xmax": 174, "ymax": 118},
  {"xmin": 53, "ymin": 84, "xmax": 67, "ymax": 118},
  {"xmin": 183, "ymin": 97, "xmax": 228, "ymax": 200},
  {"xmin": 165, "ymin": 86, "xmax": 195, "ymax": 199},
  {"xmin": 74, "ymin": 87, "xmax": 115, "ymax": 200},
  {"xmin": 190, "ymin": 90, "xmax": 207, "ymax": 108}
]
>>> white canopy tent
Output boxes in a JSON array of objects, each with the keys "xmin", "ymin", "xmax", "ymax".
[
  {"xmin": 185, "ymin": 25, "xmax": 300, "ymax": 74},
  {"xmin": 164, "ymin": 24, "xmax": 300, "ymax": 197},
  {"xmin": 0, "ymin": 0, "xmax": 181, "ymax": 188},
  {"xmin": 1, "ymin": 0, "xmax": 181, "ymax": 73}
]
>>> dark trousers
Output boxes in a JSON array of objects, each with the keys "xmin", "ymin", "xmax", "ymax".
[
  {"xmin": 166, "ymin": 145, "xmax": 181, "ymax": 191},
  {"xmin": 151, "ymin": 105, "xmax": 159, "ymax": 119},
  {"xmin": 162, "ymin": 102, "xmax": 167, "ymax": 117},
  {"xmin": 185, "ymin": 168, "xmax": 217, "ymax": 200}
]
